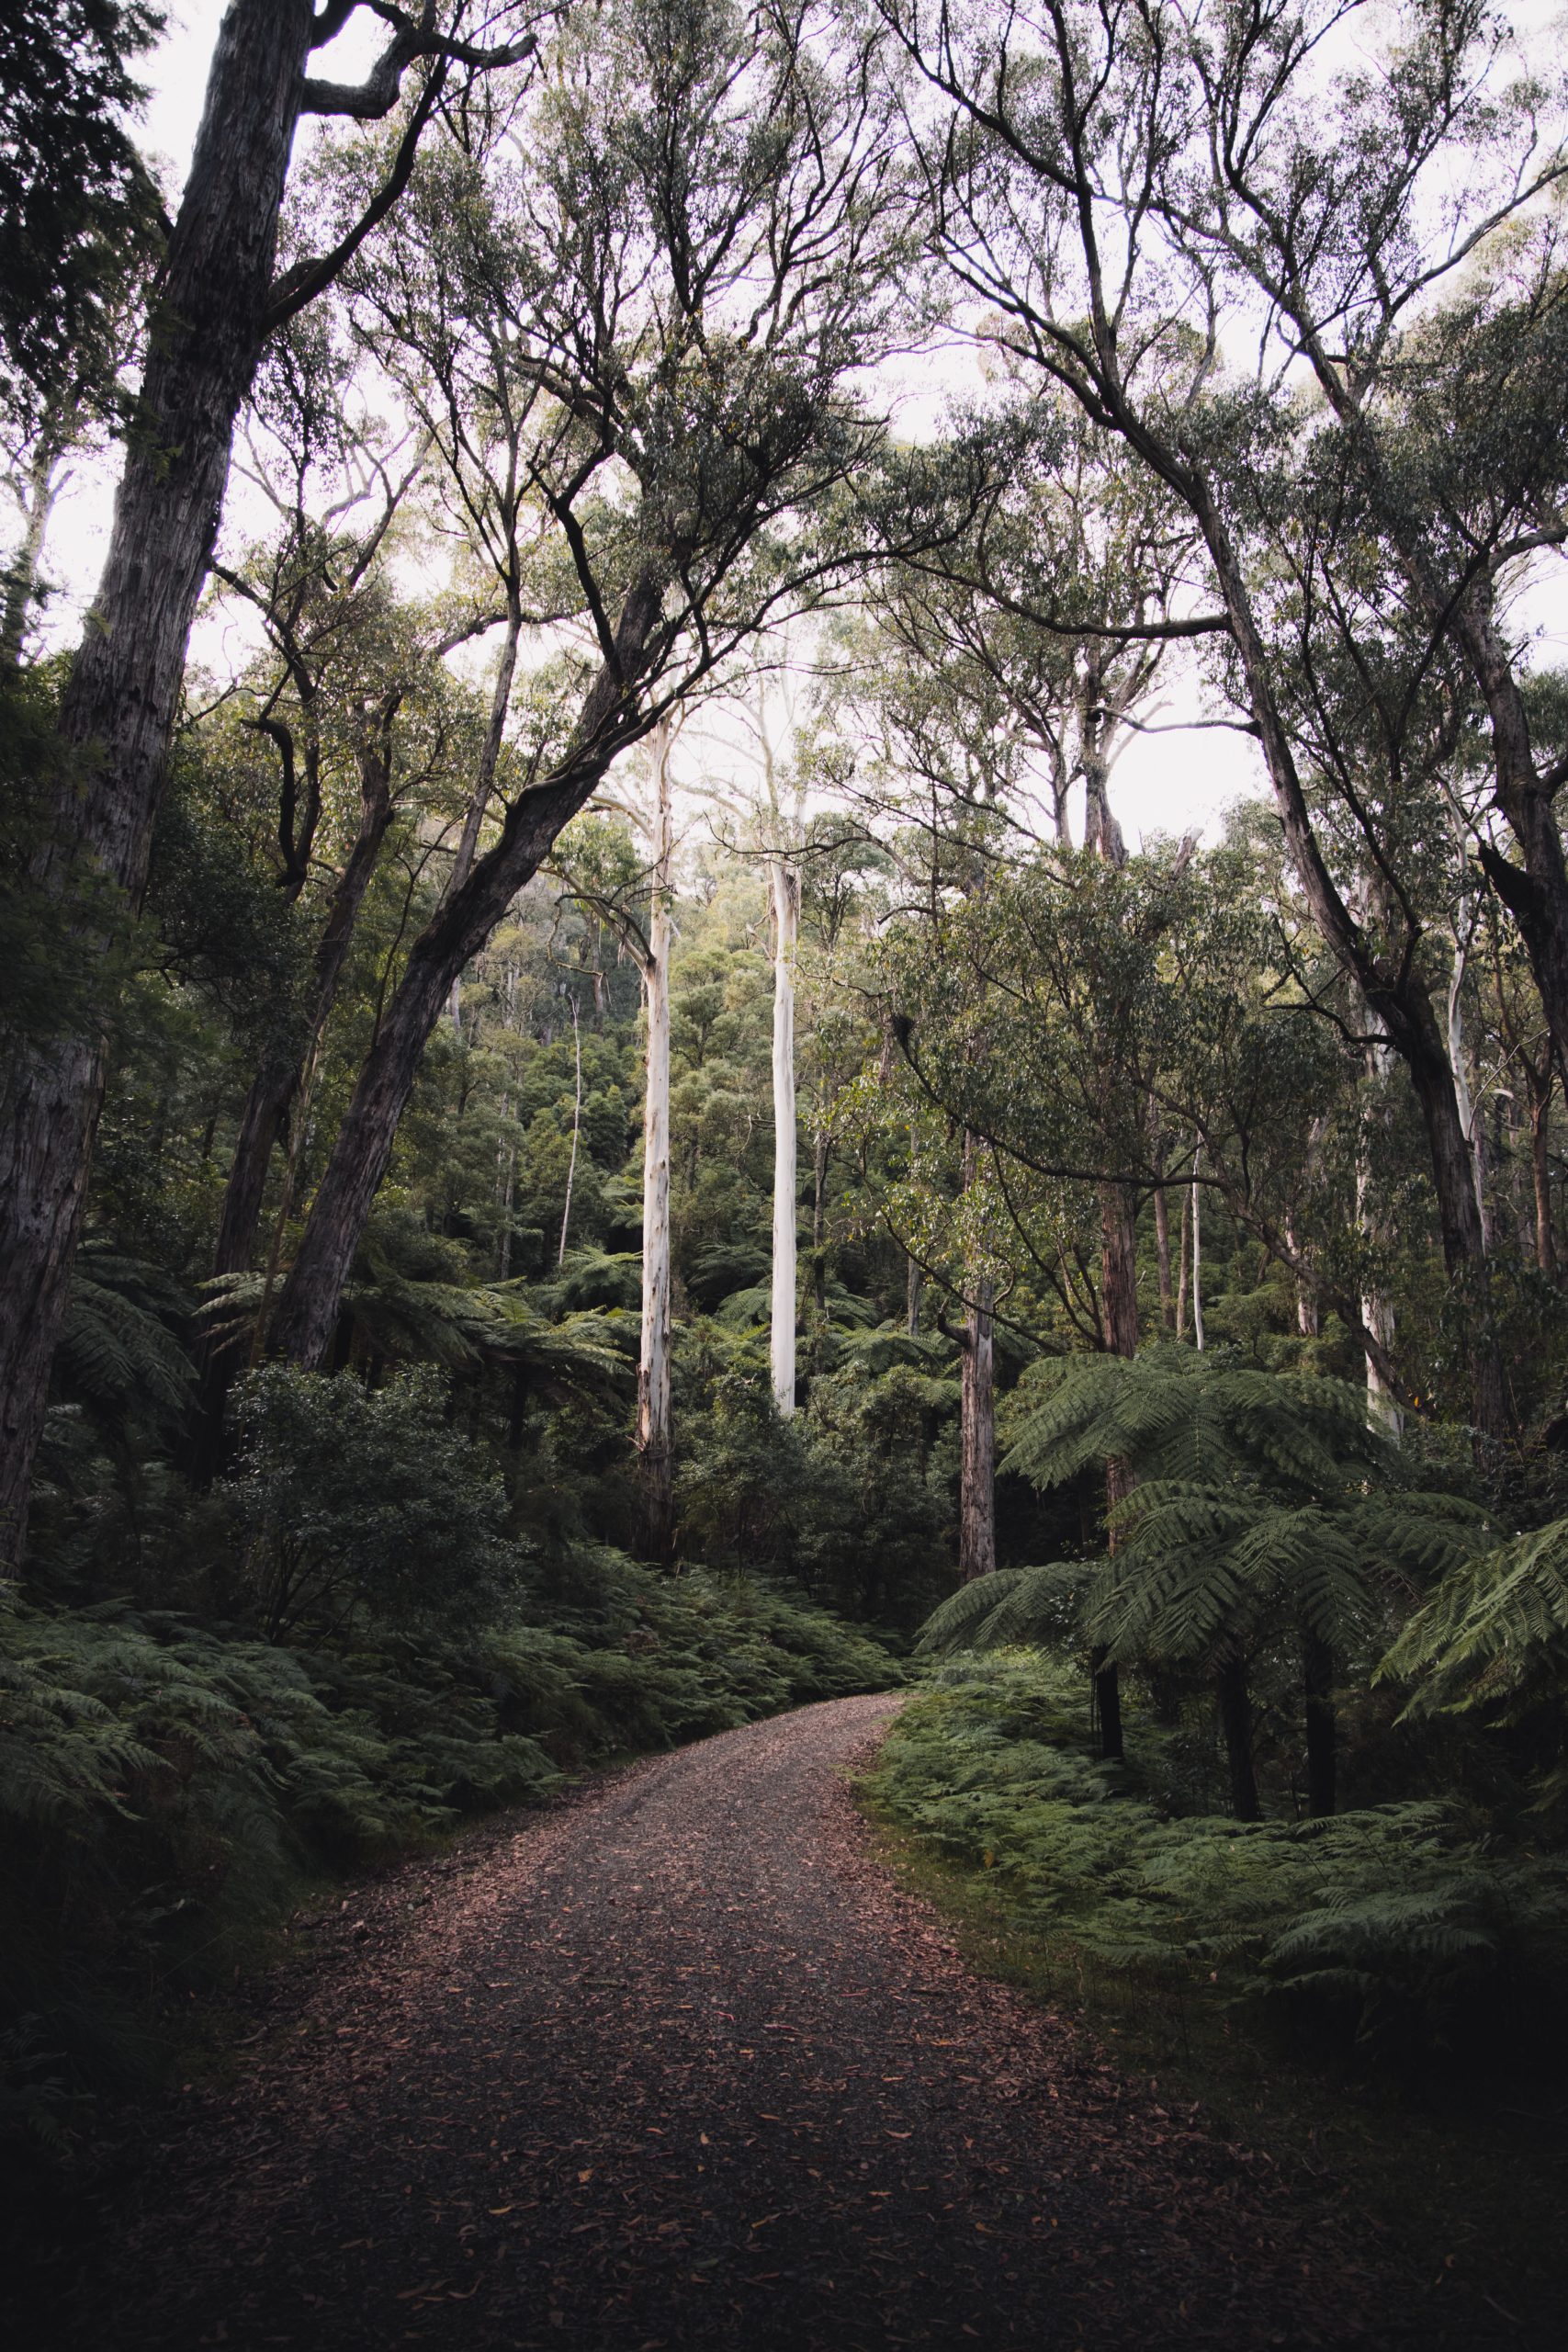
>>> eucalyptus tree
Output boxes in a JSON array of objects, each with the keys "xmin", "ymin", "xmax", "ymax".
[
  {"xmin": 0, "ymin": 0, "xmax": 543, "ymax": 1566},
  {"xmin": 263, "ymin": 0, "xmax": 916, "ymax": 1374},
  {"xmin": 874, "ymin": 0, "xmax": 1568, "ymax": 1440},
  {"xmin": 546, "ymin": 728, "xmax": 685, "ymax": 1561}
]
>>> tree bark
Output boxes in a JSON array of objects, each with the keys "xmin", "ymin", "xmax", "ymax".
[
  {"xmin": 1097, "ymin": 1179, "xmax": 1139, "ymax": 1759},
  {"xmin": 1153, "ymin": 1181, "xmax": 1174, "ymax": 1332},
  {"xmin": 1528, "ymin": 1056, "xmax": 1558, "ymax": 1277},
  {"xmin": 1216, "ymin": 1655, "xmax": 1261, "ymax": 1822},
  {"xmin": 1091, "ymin": 1647, "xmax": 1125, "ymax": 1765},
  {"xmin": 0, "ymin": 0, "xmax": 318, "ymax": 1567},
  {"xmin": 1357, "ymin": 1023, "xmax": 1404, "ymax": 1443},
  {"xmin": 558, "ymin": 991, "xmax": 582, "ymax": 1266},
  {"xmin": 266, "ymin": 568, "xmax": 665, "ymax": 1371},
  {"xmin": 1190, "ymin": 1148, "xmax": 1205, "ymax": 1351},
  {"xmin": 635, "ymin": 721, "xmax": 676, "ymax": 1564},
  {"xmin": 769, "ymin": 855, "xmax": 799, "ymax": 1417},
  {"xmin": 958, "ymin": 1272, "xmax": 997, "ymax": 1581}
]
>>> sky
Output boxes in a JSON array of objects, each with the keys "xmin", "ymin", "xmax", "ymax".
[{"xmin": 28, "ymin": 0, "xmax": 1568, "ymax": 855}]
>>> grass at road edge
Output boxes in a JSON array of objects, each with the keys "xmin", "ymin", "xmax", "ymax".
[{"xmin": 854, "ymin": 1773, "xmax": 1567, "ymax": 2349}]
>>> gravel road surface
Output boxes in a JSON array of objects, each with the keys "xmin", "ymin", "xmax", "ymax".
[{"xmin": 45, "ymin": 1693, "xmax": 1419, "ymax": 2351}]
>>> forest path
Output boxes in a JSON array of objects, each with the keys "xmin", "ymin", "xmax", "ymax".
[{"xmin": 56, "ymin": 1692, "xmax": 1414, "ymax": 2351}]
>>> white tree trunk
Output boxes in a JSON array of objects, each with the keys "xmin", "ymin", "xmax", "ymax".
[
  {"xmin": 1446, "ymin": 938, "xmax": 1492, "ymax": 1247},
  {"xmin": 769, "ymin": 855, "xmax": 800, "ymax": 1416},
  {"xmin": 637, "ymin": 722, "xmax": 675, "ymax": 1556},
  {"xmin": 1359, "ymin": 1030, "xmax": 1404, "ymax": 1441}
]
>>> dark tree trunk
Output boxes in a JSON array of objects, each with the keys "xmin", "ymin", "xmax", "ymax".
[
  {"xmin": 1093, "ymin": 1180, "xmax": 1140, "ymax": 1758},
  {"xmin": 1303, "ymin": 1633, "xmax": 1337, "ymax": 1819},
  {"xmin": 1100, "ymin": 1180, "xmax": 1139, "ymax": 1358},
  {"xmin": 958, "ymin": 1274, "xmax": 997, "ymax": 1581},
  {"xmin": 1153, "ymin": 1182, "xmax": 1174, "ymax": 1332},
  {"xmin": 1527, "ymin": 1056, "xmax": 1557, "ymax": 1278},
  {"xmin": 0, "ymin": 1, "xmax": 317, "ymax": 1566},
  {"xmin": 1216, "ymin": 1655, "xmax": 1261, "ymax": 1822},
  {"xmin": 269, "ymin": 571, "xmax": 665, "ymax": 1370},
  {"xmin": 1091, "ymin": 1646, "xmax": 1125, "ymax": 1763}
]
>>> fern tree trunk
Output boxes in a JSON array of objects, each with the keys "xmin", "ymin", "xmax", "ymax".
[
  {"xmin": 1094, "ymin": 1179, "xmax": 1140, "ymax": 1763},
  {"xmin": 958, "ymin": 1274, "xmax": 997, "ymax": 1581},
  {"xmin": 1216, "ymin": 1655, "xmax": 1261, "ymax": 1823}
]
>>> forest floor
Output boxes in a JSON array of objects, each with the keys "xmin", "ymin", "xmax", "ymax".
[{"xmin": 16, "ymin": 1692, "xmax": 1525, "ymax": 2352}]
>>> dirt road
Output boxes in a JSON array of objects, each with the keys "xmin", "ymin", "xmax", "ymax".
[{"xmin": 47, "ymin": 1693, "xmax": 1413, "ymax": 2350}]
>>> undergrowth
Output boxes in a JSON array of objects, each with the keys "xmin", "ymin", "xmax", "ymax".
[
  {"xmin": 864, "ymin": 1653, "xmax": 1568, "ymax": 2079},
  {"xmin": 0, "ymin": 1560, "xmax": 896, "ymax": 2166}
]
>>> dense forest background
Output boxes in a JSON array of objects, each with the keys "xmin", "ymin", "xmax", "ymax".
[{"xmin": 6, "ymin": 0, "xmax": 1568, "ymax": 2216}]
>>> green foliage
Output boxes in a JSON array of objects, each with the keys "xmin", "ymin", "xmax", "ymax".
[
  {"xmin": 1382, "ymin": 1514, "xmax": 1568, "ymax": 1722},
  {"xmin": 230, "ymin": 1366, "xmax": 520, "ymax": 1637},
  {"xmin": 869, "ymin": 1656, "xmax": 1568, "ymax": 2075}
]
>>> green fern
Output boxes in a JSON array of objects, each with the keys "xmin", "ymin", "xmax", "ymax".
[{"xmin": 1382, "ymin": 1515, "xmax": 1568, "ymax": 1718}]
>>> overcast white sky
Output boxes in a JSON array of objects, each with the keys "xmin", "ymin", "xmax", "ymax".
[{"xmin": 30, "ymin": 1, "xmax": 1568, "ymax": 853}]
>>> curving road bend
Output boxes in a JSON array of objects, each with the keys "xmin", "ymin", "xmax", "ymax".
[{"xmin": 51, "ymin": 1693, "xmax": 1412, "ymax": 2350}]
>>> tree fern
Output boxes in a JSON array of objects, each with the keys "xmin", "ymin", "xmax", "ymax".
[{"xmin": 1382, "ymin": 1515, "xmax": 1568, "ymax": 1718}]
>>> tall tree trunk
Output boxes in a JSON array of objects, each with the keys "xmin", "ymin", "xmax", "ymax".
[
  {"xmin": 1447, "ymin": 939, "xmax": 1492, "ymax": 1248},
  {"xmin": 1357, "ymin": 1024, "xmax": 1404, "ymax": 1442},
  {"xmin": 1528, "ymin": 1055, "xmax": 1557, "ymax": 1277},
  {"xmin": 635, "ymin": 723, "xmax": 676, "ymax": 1564},
  {"xmin": 558, "ymin": 991, "xmax": 582, "ymax": 1266},
  {"xmin": 266, "ymin": 569, "xmax": 665, "ymax": 1370},
  {"xmin": 811, "ymin": 1129, "xmax": 829, "ymax": 1312},
  {"xmin": 1190, "ymin": 1148, "xmax": 1205, "ymax": 1351},
  {"xmin": 906, "ymin": 1253, "xmax": 923, "ymax": 1338},
  {"xmin": 1216, "ymin": 1655, "xmax": 1261, "ymax": 1822},
  {"xmin": 769, "ymin": 856, "xmax": 799, "ymax": 1417},
  {"xmin": 1303, "ymin": 1634, "xmax": 1337, "ymax": 1819},
  {"xmin": 1153, "ymin": 1181, "xmax": 1174, "ymax": 1332},
  {"xmin": 1176, "ymin": 1172, "xmax": 1190, "ymax": 1340},
  {"xmin": 958, "ymin": 1272, "xmax": 997, "ymax": 1581},
  {"xmin": 0, "ymin": 0, "xmax": 317, "ymax": 1566},
  {"xmin": 1097, "ymin": 1179, "xmax": 1139, "ymax": 1761},
  {"xmin": 955, "ymin": 1130, "xmax": 997, "ymax": 1582},
  {"xmin": 0, "ymin": 424, "xmax": 69, "ymax": 665}
]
